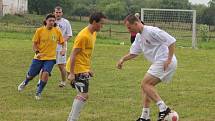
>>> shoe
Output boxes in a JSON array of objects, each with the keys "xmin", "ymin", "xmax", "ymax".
[
  {"xmin": 59, "ymin": 81, "xmax": 66, "ymax": 87},
  {"xmin": 136, "ymin": 118, "xmax": 150, "ymax": 121},
  {"xmin": 35, "ymin": 93, "xmax": 41, "ymax": 100},
  {"xmin": 18, "ymin": 81, "xmax": 26, "ymax": 92},
  {"xmin": 157, "ymin": 107, "xmax": 171, "ymax": 121}
]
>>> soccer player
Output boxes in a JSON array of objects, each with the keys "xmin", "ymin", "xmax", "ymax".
[
  {"xmin": 18, "ymin": 14, "xmax": 65, "ymax": 100},
  {"xmin": 117, "ymin": 14, "xmax": 177, "ymax": 121},
  {"xmin": 66, "ymin": 12, "xmax": 106, "ymax": 121},
  {"xmin": 54, "ymin": 6, "xmax": 73, "ymax": 87}
]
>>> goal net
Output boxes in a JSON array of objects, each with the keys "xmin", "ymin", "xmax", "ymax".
[{"xmin": 141, "ymin": 8, "xmax": 196, "ymax": 48}]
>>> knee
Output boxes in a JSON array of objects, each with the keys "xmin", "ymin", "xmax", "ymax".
[{"xmin": 141, "ymin": 81, "xmax": 150, "ymax": 92}]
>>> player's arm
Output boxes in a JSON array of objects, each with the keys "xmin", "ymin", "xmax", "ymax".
[
  {"xmin": 58, "ymin": 30, "xmax": 66, "ymax": 56},
  {"xmin": 32, "ymin": 41, "xmax": 39, "ymax": 53},
  {"xmin": 64, "ymin": 21, "xmax": 73, "ymax": 42},
  {"xmin": 117, "ymin": 53, "xmax": 138, "ymax": 69},
  {"xmin": 164, "ymin": 42, "xmax": 175, "ymax": 71},
  {"xmin": 64, "ymin": 36, "xmax": 71, "ymax": 42},
  {"xmin": 67, "ymin": 48, "xmax": 81, "ymax": 81}
]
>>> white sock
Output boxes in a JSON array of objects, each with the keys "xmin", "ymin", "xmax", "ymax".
[
  {"xmin": 140, "ymin": 108, "xmax": 150, "ymax": 119},
  {"xmin": 67, "ymin": 95, "xmax": 86, "ymax": 121},
  {"xmin": 156, "ymin": 100, "xmax": 167, "ymax": 112}
]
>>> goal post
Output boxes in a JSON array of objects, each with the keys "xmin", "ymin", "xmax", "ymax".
[{"xmin": 141, "ymin": 8, "xmax": 197, "ymax": 48}]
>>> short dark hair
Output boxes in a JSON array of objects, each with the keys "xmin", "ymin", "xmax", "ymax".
[
  {"xmin": 43, "ymin": 13, "xmax": 56, "ymax": 27},
  {"xmin": 124, "ymin": 14, "xmax": 140, "ymax": 24},
  {"xmin": 89, "ymin": 12, "xmax": 106, "ymax": 24},
  {"xmin": 54, "ymin": 6, "xmax": 63, "ymax": 11}
]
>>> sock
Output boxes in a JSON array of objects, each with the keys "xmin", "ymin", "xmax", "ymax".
[
  {"xmin": 140, "ymin": 108, "xmax": 150, "ymax": 119},
  {"xmin": 67, "ymin": 95, "xmax": 86, "ymax": 121},
  {"xmin": 156, "ymin": 100, "xmax": 167, "ymax": 112},
  {"xmin": 36, "ymin": 80, "xmax": 47, "ymax": 95}
]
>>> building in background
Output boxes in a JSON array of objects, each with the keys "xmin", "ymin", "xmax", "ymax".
[{"xmin": 0, "ymin": 0, "xmax": 28, "ymax": 16}]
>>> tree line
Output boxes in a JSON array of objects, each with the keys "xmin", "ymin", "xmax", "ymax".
[{"xmin": 28, "ymin": 0, "xmax": 215, "ymax": 25}]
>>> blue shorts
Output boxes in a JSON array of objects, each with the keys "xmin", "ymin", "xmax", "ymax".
[{"xmin": 27, "ymin": 59, "xmax": 56, "ymax": 77}]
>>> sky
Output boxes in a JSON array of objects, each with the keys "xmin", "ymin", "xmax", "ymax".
[{"xmin": 189, "ymin": 0, "xmax": 210, "ymax": 6}]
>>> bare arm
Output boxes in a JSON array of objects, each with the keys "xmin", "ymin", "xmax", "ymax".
[
  {"xmin": 32, "ymin": 41, "xmax": 39, "ymax": 52},
  {"xmin": 164, "ymin": 42, "xmax": 175, "ymax": 71},
  {"xmin": 70, "ymin": 48, "xmax": 81, "ymax": 74},
  {"xmin": 67, "ymin": 48, "xmax": 81, "ymax": 81},
  {"xmin": 64, "ymin": 36, "xmax": 72, "ymax": 42},
  {"xmin": 117, "ymin": 53, "xmax": 138, "ymax": 69}
]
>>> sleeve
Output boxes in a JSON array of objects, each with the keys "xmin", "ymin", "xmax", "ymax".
[
  {"xmin": 150, "ymin": 28, "xmax": 176, "ymax": 46},
  {"xmin": 32, "ymin": 29, "xmax": 40, "ymax": 43},
  {"xmin": 58, "ymin": 29, "xmax": 64, "ymax": 44},
  {"xmin": 65, "ymin": 20, "xmax": 73, "ymax": 37},
  {"xmin": 73, "ymin": 35, "xmax": 86, "ymax": 49},
  {"xmin": 130, "ymin": 34, "xmax": 142, "ymax": 55}
]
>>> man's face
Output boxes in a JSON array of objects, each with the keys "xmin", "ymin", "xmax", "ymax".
[
  {"xmin": 93, "ymin": 18, "xmax": 105, "ymax": 32},
  {"xmin": 46, "ymin": 17, "xmax": 56, "ymax": 28},
  {"xmin": 125, "ymin": 21, "xmax": 139, "ymax": 33},
  {"xmin": 54, "ymin": 9, "xmax": 63, "ymax": 20}
]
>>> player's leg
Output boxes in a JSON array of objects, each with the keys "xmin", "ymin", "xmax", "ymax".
[
  {"xmin": 139, "ymin": 60, "xmax": 177, "ymax": 120},
  {"xmin": 136, "ymin": 87, "xmax": 152, "ymax": 121},
  {"xmin": 58, "ymin": 64, "xmax": 67, "ymax": 87},
  {"xmin": 36, "ymin": 60, "xmax": 56, "ymax": 99},
  {"xmin": 18, "ymin": 59, "xmax": 43, "ymax": 91},
  {"xmin": 37, "ymin": 70, "xmax": 43, "ymax": 87},
  {"xmin": 56, "ymin": 51, "xmax": 67, "ymax": 87},
  {"xmin": 67, "ymin": 73, "xmax": 90, "ymax": 121}
]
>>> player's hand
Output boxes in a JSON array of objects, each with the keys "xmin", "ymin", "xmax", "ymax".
[
  {"xmin": 117, "ymin": 59, "xmax": 124, "ymax": 69},
  {"xmin": 164, "ymin": 59, "xmax": 171, "ymax": 71},
  {"xmin": 36, "ymin": 53, "xmax": 44, "ymax": 59},
  {"xmin": 68, "ymin": 73, "xmax": 75, "ymax": 81},
  {"xmin": 89, "ymin": 71, "xmax": 94, "ymax": 77},
  {"xmin": 60, "ymin": 48, "xmax": 66, "ymax": 56}
]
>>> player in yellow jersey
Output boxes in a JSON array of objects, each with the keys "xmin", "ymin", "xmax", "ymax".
[
  {"xmin": 18, "ymin": 14, "xmax": 65, "ymax": 100},
  {"xmin": 66, "ymin": 12, "xmax": 106, "ymax": 121}
]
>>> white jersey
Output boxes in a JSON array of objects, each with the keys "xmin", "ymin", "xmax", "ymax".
[
  {"xmin": 56, "ymin": 18, "xmax": 73, "ymax": 51},
  {"xmin": 130, "ymin": 25, "xmax": 177, "ymax": 63}
]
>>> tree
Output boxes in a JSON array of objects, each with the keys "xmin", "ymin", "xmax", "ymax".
[
  {"xmin": 104, "ymin": 1, "xmax": 127, "ymax": 24},
  {"xmin": 202, "ymin": 0, "xmax": 215, "ymax": 25},
  {"xmin": 160, "ymin": 0, "xmax": 191, "ymax": 9}
]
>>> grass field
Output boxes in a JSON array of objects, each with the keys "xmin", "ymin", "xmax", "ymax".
[{"xmin": 0, "ymin": 30, "xmax": 215, "ymax": 121}]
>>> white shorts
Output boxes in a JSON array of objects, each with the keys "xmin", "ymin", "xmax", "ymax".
[
  {"xmin": 56, "ymin": 51, "xmax": 67, "ymax": 64},
  {"xmin": 147, "ymin": 60, "xmax": 177, "ymax": 83}
]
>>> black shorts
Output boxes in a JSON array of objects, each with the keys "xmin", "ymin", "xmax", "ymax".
[{"xmin": 72, "ymin": 73, "xmax": 91, "ymax": 93}]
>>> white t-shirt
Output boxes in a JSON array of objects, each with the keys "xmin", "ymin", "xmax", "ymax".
[
  {"xmin": 56, "ymin": 18, "xmax": 73, "ymax": 51},
  {"xmin": 130, "ymin": 25, "xmax": 177, "ymax": 63}
]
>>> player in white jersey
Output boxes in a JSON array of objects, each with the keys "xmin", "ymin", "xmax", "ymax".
[
  {"xmin": 54, "ymin": 6, "xmax": 73, "ymax": 87},
  {"xmin": 117, "ymin": 14, "xmax": 177, "ymax": 121}
]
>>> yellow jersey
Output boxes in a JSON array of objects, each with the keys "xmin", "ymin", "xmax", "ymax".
[
  {"xmin": 32, "ymin": 26, "xmax": 64, "ymax": 60},
  {"xmin": 66, "ymin": 27, "xmax": 96, "ymax": 74}
]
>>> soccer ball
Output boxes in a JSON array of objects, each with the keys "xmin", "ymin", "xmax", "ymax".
[{"xmin": 164, "ymin": 110, "xmax": 179, "ymax": 121}]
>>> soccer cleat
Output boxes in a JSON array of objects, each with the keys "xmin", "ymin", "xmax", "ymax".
[
  {"xmin": 18, "ymin": 81, "xmax": 26, "ymax": 92},
  {"xmin": 136, "ymin": 118, "xmax": 151, "ymax": 121},
  {"xmin": 35, "ymin": 93, "xmax": 41, "ymax": 100},
  {"xmin": 157, "ymin": 107, "xmax": 171, "ymax": 121},
  {"xmin": 58, "ymin": 81, "xmax": 66, "ymax": 87}
]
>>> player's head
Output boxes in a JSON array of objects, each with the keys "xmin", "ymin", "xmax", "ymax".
[
  {"xmin": 54, "ymin": 6, "xmax": 63, "ymax": 20},
  {"xmin": 124, "ymin": 14, "xmax": 142, "ymax": 33},
  {"xmin": 89, "ymin": 12, "xmax": 106, "ymax": 32},
  {"xmin": 43, "ymin": 14, "xmax": 56, "ymax": 29}
]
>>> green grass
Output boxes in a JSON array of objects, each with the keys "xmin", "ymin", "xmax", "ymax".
[{"xmin": 0, "ymin": 31, "xmax": 215, "ymax": 121}]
